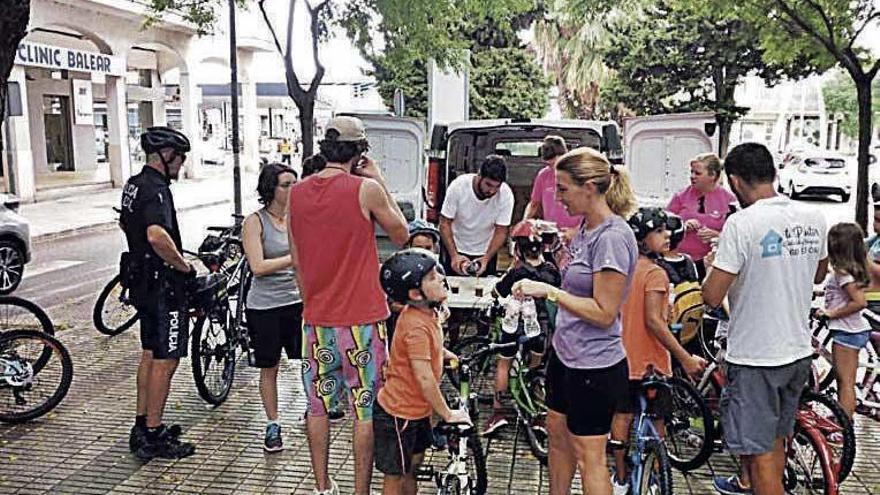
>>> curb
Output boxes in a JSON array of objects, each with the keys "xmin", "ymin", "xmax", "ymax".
[{"xmin": 33, "ymin": 198, "xmax": 233, "ymax": 245}]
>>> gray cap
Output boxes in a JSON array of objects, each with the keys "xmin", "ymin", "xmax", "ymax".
[{"xmin": 325, "ymin": 116, "xmax": 367, "ymax": 142}]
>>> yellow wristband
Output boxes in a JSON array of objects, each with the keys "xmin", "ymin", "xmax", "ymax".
[{"xmin": 547, "ymin": 288, "xmax": 561, "ymax": 303}]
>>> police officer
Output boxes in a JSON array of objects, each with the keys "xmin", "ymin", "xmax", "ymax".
[{"xmin": 121, "ymin": 126, "xmax": 195, "ymax": 460}]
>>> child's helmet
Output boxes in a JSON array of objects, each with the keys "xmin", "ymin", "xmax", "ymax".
[
  {"xmin": 380, "ymin": 248, "xmax": 440, "ymax": 303},
  {"xmin": 511, "ymin": 220, "xmax": 543, "ymax": 260},
  {"xmin": 666, "ymin": 213, "xmax": 685, "ymax": 249},
  {"xmin": 627, "ymin": 207, "xmax": 669, "ymax": 242},
  {"xmin": 407, "ymin": 219, "xmax": 440, "ymax": 243}
]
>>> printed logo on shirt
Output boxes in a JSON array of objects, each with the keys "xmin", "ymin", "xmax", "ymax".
[{"xmin": 761, "ymin": 224, "xmax": 822, "ymax": 259}]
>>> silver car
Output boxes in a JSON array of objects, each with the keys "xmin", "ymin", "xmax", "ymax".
[{"xmin": 0, "ymin": 195, "xmax": 31, "ymax": 294}]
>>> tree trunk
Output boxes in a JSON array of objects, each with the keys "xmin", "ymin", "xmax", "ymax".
[
  {"xmin": 299, "ymin": 99, "xmax": 315, "ymax": 158},
  {"xmin": 1, "ymin": 0, "xmax": 32, "ymax": 193},
  {"xmin": 855, "ymin": 78, "xmax": 873, "ymax": 230},
  {"xmin": 717, "ymin": 117, "xmax": 731, "ymax": 158}
]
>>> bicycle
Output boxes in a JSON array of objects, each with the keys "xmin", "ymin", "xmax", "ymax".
[
  {"xmin": 0, "ymin": 329, "xmax": 73, "ymax": 423},
  {"xmin": 613, "ymin": 368, "xmax": 674, "ymax": 495},
  {"xmin": 419, "ymin": 340, "xmax": 518, "ymax": 495},
  {"xmin": 188, "ymin": 219, "xmax": 256, "ymax": 406}
]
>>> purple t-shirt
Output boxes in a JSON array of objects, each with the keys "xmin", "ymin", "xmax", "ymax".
[
  {"xmin": 530, "ymin": 166, "xmax": 582, "ymax": 229},
  {"xmin": 552, "ymin": 215, "xmax": 638, "ymax": 369}
]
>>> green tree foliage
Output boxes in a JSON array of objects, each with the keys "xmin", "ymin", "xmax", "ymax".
[
  {"xmin": 600, "ymin": 0, "xmax": 817, "ymax": 155},
  {"xmin": 718, "ymin": 0, "xmax": 880, "ymax": 228},
  {"xmin": 344, "ymin": 1, "xmax": 550, "ymax": 120},
  {"xmin": 822, "ymin": 71, "xmax": 880, "ymax": 139}
]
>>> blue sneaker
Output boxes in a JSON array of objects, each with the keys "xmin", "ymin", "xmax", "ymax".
[
  {"xmin": 264, "ymin": 423, "xmax": 283, "ymax": 452},
  {"xmin": 713, "ymin": 476, "xmax": 751, "ymax": 495}
]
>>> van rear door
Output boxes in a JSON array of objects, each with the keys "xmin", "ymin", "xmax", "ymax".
[
  {"xmin": 623, "ymin": 112, "xmax": 719, "ymax": 204},
  {"xmin": 353, "ymin": 114, "xmax": 426, "ymax": 224}
]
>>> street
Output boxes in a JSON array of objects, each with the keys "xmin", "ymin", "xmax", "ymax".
[{"xmin": 1, "ymin": 197, "xmax": 879, "ymax": 494}]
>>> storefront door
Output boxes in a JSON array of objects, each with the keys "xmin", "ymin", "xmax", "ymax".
[{"xmin": 43, "ymin": 95, "xmax": 74, "ymax": 172}]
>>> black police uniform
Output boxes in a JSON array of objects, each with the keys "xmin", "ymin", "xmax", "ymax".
[{"xmin": 120, "ymin": 166, "xmax": 189, "ymax": 359}]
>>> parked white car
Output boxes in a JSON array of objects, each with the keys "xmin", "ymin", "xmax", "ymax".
[
  {"xmin": 0, "ymin": 195, "xmax": 31, "ymax": 294},
  {"xmin": 776, "ymin": 150, "xmax": 852, "ymax": 202}
]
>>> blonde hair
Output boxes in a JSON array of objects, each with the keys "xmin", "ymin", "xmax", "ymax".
[
  {"xmin": 691, "ymin": 153, "xmax": 723, "ymax": 180},
  {"xmin": 555, "ymin": 147, "xmax": 637, "ymax": 218}
]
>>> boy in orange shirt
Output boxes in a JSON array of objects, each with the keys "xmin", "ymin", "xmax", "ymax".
[
  {"xmin": 375, "ymin": 249, "xmax": 470, "ymax": 495},
  {"xmin": 609, "ymin": 207, "xmax": 706, "ymax": 494}
]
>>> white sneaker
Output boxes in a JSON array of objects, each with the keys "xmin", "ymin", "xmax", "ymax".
[
  {"xmin": 611, "ymin": 473, "xmax": 630, "ymax": 495},
  {"xmin": 313, "ymin": 478, "xmax": 339, "ymax": 495}
]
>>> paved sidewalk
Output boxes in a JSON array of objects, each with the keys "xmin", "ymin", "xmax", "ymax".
[{"xmin": 21, "ymin": 171, "xmax": 258, "ymax": 243}]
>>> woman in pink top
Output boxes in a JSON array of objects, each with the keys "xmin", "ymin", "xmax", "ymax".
[
  {"xmin": 525, "ymin": 135, "xmax": 583, "ymax": 230},
  {"xmin": 666, "ymin": 153, "xmax": 737, "ymax": 279}
]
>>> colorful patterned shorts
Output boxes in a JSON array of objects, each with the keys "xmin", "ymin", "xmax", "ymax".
[{"xmin": 301, "ymin": 322, "xmax": 388, "ymax": 421}]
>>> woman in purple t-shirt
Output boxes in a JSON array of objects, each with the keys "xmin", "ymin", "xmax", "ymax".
[
  {"xmin": 513, "ymin": 146, "xmax": 638, "ymax": 495},
  {"xmin": 666, "ymin": 153, "xmax": 737, "ymax": 279}
]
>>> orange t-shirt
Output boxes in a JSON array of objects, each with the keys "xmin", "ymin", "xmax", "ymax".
[
  {"xmin": 378, "ymin": 306, "xmax": 444, "ymax": 420},
  {"xmin": 621, "ymin": 257, "xmax": 672, "ymax": 380}
]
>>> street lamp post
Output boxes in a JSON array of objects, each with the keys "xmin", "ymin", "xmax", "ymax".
[{"xmin": 228, "ymin": 0, "xmax": 242, "ymax": 224}]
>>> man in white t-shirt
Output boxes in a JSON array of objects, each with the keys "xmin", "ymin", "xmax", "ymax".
[
  {"xmin": 703, "ymin": 143, "xmax": 828, "ymax": 495},
  {"xmin": 439, "ymin": 154, "xmax": 515, "ymax": 276}
]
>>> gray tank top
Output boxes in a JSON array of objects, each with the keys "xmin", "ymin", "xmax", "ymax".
[{"xmin": 246, "ymin": 209, "xmax": 301, "ymax": 310}]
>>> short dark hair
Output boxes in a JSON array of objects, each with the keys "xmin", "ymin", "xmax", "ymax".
[
  {"xmin": 724, "ymin": 143, "xmax": 775, "ymax": 185},
  {"xmin": 540, "ymin": 135, "xmax": 567, "ymax": 160},
  {"xmin": 479, "ymin": 154, "xmax": 507, "ymax": 183},
  {"xmin": 302, "ymin": 154, "xmax": 326, "ymax": 178},
  {"xmin": 257, "ymin": 162, "xmax": 296, "ymax": 206}
]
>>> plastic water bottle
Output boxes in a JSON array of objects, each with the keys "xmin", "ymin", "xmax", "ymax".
[
  {"xmin": 501, "ymin": 298, "xmax": 520, "ymax": 335},
  {"xmin": 522, "ymin": 296, "xmax": 540, "ymax": 339}
]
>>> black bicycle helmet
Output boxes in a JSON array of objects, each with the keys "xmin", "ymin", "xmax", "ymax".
[
  {"xmin": 627, "ymin": 207, "xmax": 669, "ymax": 242},
  {"xmin": 408, "ymin": 219, "xmax": 440, "ymax": 243},
  {"xmin": 140, "ymin": 126, "xmax": 191, "ymax": 154},
  {"xmin": 666, "ymin": 213, "xmax": 685, "ymax": 249},
  {"xmin": 380, "ymin": 248, "xmax": 440, "ymax": 303}
]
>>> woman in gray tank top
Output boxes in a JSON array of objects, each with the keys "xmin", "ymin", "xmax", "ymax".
[{"xmin": 242, "ymin": 163, "xmax": 302, "ymax": 453}]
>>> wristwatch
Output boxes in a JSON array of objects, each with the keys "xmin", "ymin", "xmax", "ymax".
[{"xmin": 547, "ymin": 288, "xmax": 561, "ymax": 303}]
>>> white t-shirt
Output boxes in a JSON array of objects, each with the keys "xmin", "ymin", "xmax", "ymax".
[
  {"xmin": 713, "ymin": 195, "xmax": 827, "ymax": 367},
  {"xmin": 440, "ymin": 173, "xmax": 514, "ymax": 255},
  {"xmin": 825, "ymin": 271, "xmax": 871, "ymax": 333}
]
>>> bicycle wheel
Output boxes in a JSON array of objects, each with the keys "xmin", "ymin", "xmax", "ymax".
[
  {"xmin": 784, "ymin": 426, "xmax": 833, "ymax": 495},
  {"xmin": 190, "ymin": 303, "xmax": 235, "ymax": 405},
  {"xmin": 666, "ymin": 376, "xmax": 715, "ymax": 472},
  {"xmin": 449, "ymin": 337, "xmax": 495, "ymax": 405},
  {"xmin": 800, "ymin": 391, "xmax": 855, "ymax": 483},
  {"xmin": 0, "ymin": 296, "xmax": 55, "ymax": 373},
  {"xmin": 0, "ymin": 329, "xmax": 73, "ymax": 423},
  {"xmin": 441, "ymin": 475, "xmax": 461, "ymax": 495},
  {"xmin": 637, "ymin": 440, "xmax": 674, "ymax": 495},
  {"xmin": 523, "ymin": 370, "xmax": 549, "ymax": 466},
  {"xmin": 93, "ymin": 275, "xmax": 139, "ymax": 336}
]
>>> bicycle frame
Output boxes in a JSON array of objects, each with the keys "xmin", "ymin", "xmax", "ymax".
[
  {"xmin": 794, "ymin": 407, "xmax": 843, "ymax": 489},
  {"xmin": 626, "ymin": 380, "xmax": 669, "ymax": 490}
]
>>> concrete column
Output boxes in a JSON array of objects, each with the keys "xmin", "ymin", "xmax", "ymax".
[
  {"xmin": 179, "ymin": 71, "xmax": 202, "ymax": 179},
  {"xmin": 106, "ymin": 75, "xmax": 132, "ymax": 186},
  {"xmin": 239, "ymin": 49, "xmax": 260, "ymax": 172},
  {"xmin": 150, "ymin": 70, "xmax": 167, "ymax": 127},
  {"xmin": 4, "ymin": 66, "xmax": 35, "ymax": 201}
]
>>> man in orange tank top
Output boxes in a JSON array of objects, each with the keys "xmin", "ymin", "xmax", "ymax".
[{"xmin": 288, "ymin": 117, "xmax": 409, "ymax": 495}]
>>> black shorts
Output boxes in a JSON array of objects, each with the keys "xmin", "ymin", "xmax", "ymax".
[
  {"xmin": 614, "ymin": 380, "xmax": 673, "ymax": 419},
  {"xmin": 373, "ymin": 402, "xmax": 432, "ymax": 475},
  {"xmin": 545, "ymin": 352, "xmax": 628, "ymax": 436},
  {"xmin": 138, "ymin": 306, "xmax": 189, "ymax": 360},
  {"xmin": 246, "ymin": 303, "xmax": 303, "ymax": 368},
  {"xmin": 498, "ymin": 330, "xmax": 545, "ymax": 358}
]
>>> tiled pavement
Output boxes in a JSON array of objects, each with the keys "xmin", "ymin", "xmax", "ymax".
[{"xmin": 2, "ymin": 313, "xmax": 880, "ymax": 494}]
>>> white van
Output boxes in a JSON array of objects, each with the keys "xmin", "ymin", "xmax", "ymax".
[{"xmin": 623, "ymin": 112, "xmax": 720, "ymax": 205}]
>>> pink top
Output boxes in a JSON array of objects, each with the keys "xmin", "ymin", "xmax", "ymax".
[
  {"xmin": 667, "ymin": 185, "xmax": 737, "ymax": 262},
  {"xmin": 530, "ymin": 166, "xmax": 582, "ymax": 229}
]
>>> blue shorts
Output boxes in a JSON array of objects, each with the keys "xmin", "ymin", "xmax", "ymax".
[{"xmin": 830, "ymin": 329, "xmax": 872, "ymax": 350}]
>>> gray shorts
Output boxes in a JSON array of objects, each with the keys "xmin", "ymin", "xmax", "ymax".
[{"xmin": 721, "ymin": 356, "xmax": 811, "ymax": 456}]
